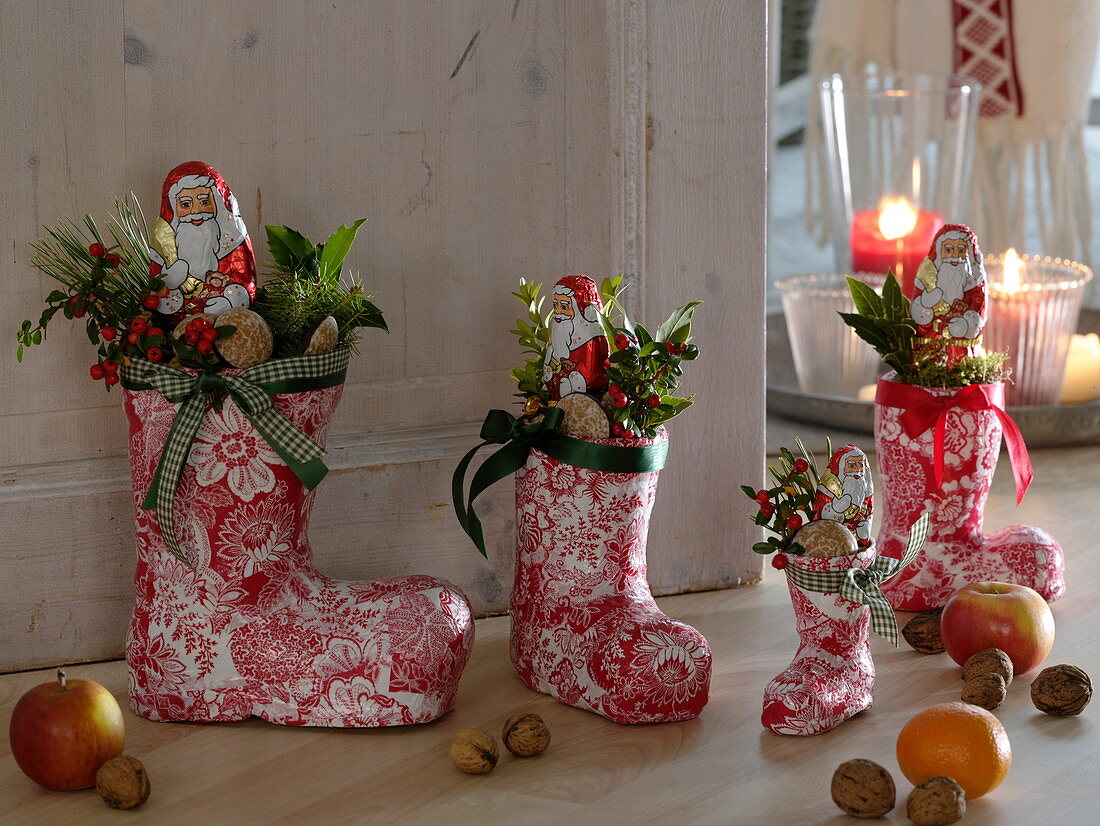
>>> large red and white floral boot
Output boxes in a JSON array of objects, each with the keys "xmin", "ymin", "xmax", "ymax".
[
  {"xmin": 510, "ymin": 432, "xmax": 711, "ymax": 724},
  {"xmin": 761, "ymin": 546, "xmax": 877, "ymax": 736},
  {"xmin": 875, "ymin": 378, "xmax": 1064, "ymax": 612},
  {"xmin": 122, "ymin": 376, "xmax": 474, "ymax": 726}
]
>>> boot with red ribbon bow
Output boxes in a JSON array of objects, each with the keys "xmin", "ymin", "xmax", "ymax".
[{"xmin": 874, "ymin": 376, "xmax": 1064, "ymax": 611}]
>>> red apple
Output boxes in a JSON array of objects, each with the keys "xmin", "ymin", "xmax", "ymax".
[
  {"xmin": 940, "ymin": 581, "xmax": 1055, "ymax": 674},
  {"xmin": 9, "ymin": 668, "xmax": 125, "ymax": 790}
]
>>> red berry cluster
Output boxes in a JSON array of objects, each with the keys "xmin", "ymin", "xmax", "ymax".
[
  {"xmin": 88, "ymin": 242, "xmax": 121, "ymax": 270},
  {"xmin": 743, "ymin": 447, "xmax": 819, "ymax": 557},
  {"xmin": 88, "ymin": 358, "xmax": 120, "ymax": 386},
  {"xmin": 124, "ymin": 315, "xmax": 166, "ymax": 360},
  {"xmin": 602, "ymin": 326, "xmax": 700, "ymax": 440},
  {"xmin": 607, "ymin": 382, "xmax": 629, "ymax": 408},
  {"xmin": 182, "ymin": 316, "xmax": 219, "ymax": 355}
]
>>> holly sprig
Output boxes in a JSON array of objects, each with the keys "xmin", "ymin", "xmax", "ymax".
[
  {"xmin": 597, "ymin": 276, "xmax": 700, "ymax": 438},
  {"xmin": 742, "ymin": 437, "xmax": 831, "ymax": 556},
  {"xmin": 508, "ymin": 278, "xmax": 551, "ymax": 405}
]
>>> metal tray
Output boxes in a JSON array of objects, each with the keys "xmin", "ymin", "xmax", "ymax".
[{"xmin": 767, "ymin": 309, "xmax": 1100, "ymax": 448}]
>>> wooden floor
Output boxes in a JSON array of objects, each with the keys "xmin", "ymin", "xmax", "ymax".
[{"xmin": 2, "ymin": 448, "xmax": 1097, "ymax": 825}]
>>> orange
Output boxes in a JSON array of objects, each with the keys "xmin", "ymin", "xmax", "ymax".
[{"xmin": 896, "ymin": 701, "xmax": 1011, "ymax": 799}]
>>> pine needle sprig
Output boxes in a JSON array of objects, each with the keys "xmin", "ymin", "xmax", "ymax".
[
  {"xmin": 252, "ymin": 221, "xmax": 386, "ymax": 358},
  {"xmin": 741, "ymin": 438, "xmax": 831, "ymax": 556},
  {"xmin": 19, "ymin": 196, "xmax": 161, "ymax": 368}
]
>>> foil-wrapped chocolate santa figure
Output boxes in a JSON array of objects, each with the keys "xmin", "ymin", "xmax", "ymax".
[
  {"xmin": 909, "ymin": 224, "xmax": 986, "ymax": 369},
  {"xmin": 148, "ymin": 161, "xmax": 257, "ymax": 323},
  {"xmin": 813, "ymin": 444, "xmax": 874, "ymax": 546},
  {"xmin": 542, "ymin": 275, "xmax": 609, "ymax": 400}
]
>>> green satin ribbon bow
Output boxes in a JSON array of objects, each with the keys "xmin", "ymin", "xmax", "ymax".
[
  {"xmin": 784, "ymin": 512, "xmax": 930, "ymax": 645},
  {"xmin": 121, "ymin": 348, "xmax": 350, "ymax": 564},
  {"xmin": 453, "ymin": 408, "xmax": 669, "ymax": 557}
]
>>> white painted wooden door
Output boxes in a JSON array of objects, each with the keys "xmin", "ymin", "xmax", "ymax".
[{"xmin": 0, "ymin": 0, "xmax": 766, "ymax": 672}]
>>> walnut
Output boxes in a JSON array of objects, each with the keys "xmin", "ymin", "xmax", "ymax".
[
  {"xmin": 502, "ymin": 712, "xmax": 551, "ymax": 757},
  {"xmin": 830, "ymin": 758, "xmax": 895, "ymax": 818},
  {"xmin": 962, "ymin": 648, "xmax": 1013, "ymax": 686},
  {"xmin": 449, "ymin": 728, "xmax": 499, "ymax": 774},
  {"xmin": 1031, "ymin": 664, "xmax": 1093, "ymax": 716},
  {"xmin": 795, "ymin": 519, "xmax": 858, "ymax": 559},
  {"xmin": 902, "ymin": 610, "xmax": 945, "ymax": 654},
  {"xmin": 962, "ymin": 672, "xmax": 1006, "ymax": 711},
  {"xmin": 906, "ymin": 776, "xmax": 966, "ymax": 825},
  {"xmin": 96, "ymin": 755, "xmax": 151, "ymax": 810}
]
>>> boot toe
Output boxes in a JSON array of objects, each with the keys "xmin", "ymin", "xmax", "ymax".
[
  {"xmin": 985, "ymin": 526, "xmax": 1066, "ymax": 601},
  {"xmin": 591, "ymin": 613, "xmax": 711, "ymax": 724}
]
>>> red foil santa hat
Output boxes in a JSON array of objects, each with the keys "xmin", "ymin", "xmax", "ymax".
[
  {"xmin": 826, "ymin": 444, "xmax": 865, "ymax": 477},
  {"xmin": 554, "ymin": 275, "xmax": 602, "ymax": 322},
  {"xmin": 160, "ymin": 161, "xmax": 231, "ymax": 223},
  {"xmin": 927, "ymin": 223, "xmax": 983, "ymax": 267}
]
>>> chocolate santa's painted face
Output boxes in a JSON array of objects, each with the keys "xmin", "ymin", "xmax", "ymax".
[
  {"xmin": 541, "ymin": 275, "xmax": 610, "ymax": 401},
  {"xmin": 175, "ymin": 187, "xmax": 217, "ymax": 222},
  {"xmin": 814, "ymin": 444, "xmax": 874, "ymax": 545},
  {"xmin": 908, "ymin": 223, "xmax": 987, "ymax": 369},
  {"xmin": 148, "ymin": 161, "xmax": 257, "ymax": 325}
]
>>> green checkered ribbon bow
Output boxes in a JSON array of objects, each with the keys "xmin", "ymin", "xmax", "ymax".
[
  {"xmin": 453, "ymin": 408, "xmax": 669, "ymax": 558},
  {"xmin": 784, "ymin": 512, "xmax": 931, "ymax": 646},
  {"xmin": 121, "ymin": 348, "xmax": 351, "ymax": 564}
]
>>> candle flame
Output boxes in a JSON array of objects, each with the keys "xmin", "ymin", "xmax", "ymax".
[
  {"xmin": 1002, "ymin": 248, "xmax": 1022, "ymax": 292},
  {"xmin": 878, "ymin": 198, "xmax": 918, "ymax": 240}
]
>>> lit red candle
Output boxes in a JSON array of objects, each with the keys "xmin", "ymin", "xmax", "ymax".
[{"xmin": 850, "ymin": 198, "xmax": 942, "ymax": 296}]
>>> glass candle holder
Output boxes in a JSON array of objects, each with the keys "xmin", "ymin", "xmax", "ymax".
[
  {"xmin": 777, "ymin": 273, "xmax": 885, "ymax": 398},
  {"xmin": 985, "ymin": 253, "xmax": 1094, "ymax": 406},
  {"xmin": 821, "ymin": 71, "xmax": 981, "ymax": 297}
]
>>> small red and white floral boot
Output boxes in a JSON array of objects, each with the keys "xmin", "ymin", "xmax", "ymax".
[
  {"xmin": 876, "ymin": 378, "xmax": 1064, "ymax": 611},
  {"xmin": 123, "ymin": 375, "xmax": 474, "ymax": 727},
  {"xmin": 511, "ymin": 431, "xmax": 711, "ymax": 724},
  {"xmin": 761, "ymin": 546, "xmax": 877, "ymax": 736}
]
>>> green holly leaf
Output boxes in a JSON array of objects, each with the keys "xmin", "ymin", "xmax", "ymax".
[
  {"xmin": 319, "ymin": 218, "xmax": 367, "ymax": 279},
  {"xmin": 266, "ymin": 225, "xmax": 315, "ymax": 270}
]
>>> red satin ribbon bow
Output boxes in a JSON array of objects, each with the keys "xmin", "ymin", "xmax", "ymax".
[{"xmin": 876, "ymin": 381, "xmax": 1033, "ymax": 505}]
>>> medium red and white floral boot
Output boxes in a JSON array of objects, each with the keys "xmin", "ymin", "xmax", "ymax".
[
  {"xmin": 122, "ymin": 376, "xmax": 474, "ymax": 726},
  {"xmin": 875, "ymin": 378, "xmax": 1064, "ymax": 612},
  {"xmin": 761, "ymin": 545, "xmax": 877, "ymax": 736},
  {"xmin": 511, "ymin": 431, "xmax": 711, "ymax": 724}
]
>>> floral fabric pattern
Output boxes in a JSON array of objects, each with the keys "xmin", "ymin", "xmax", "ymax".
[
  {"xmin": 875, "ymin": 378, "xmax": 1065, "ymax": 611},
  {"xmin": 761, "ymin": 546, "xmax": 877, "ymax": 736},
  {"xmin": 511, "ymin": 433, "xmax": 711, "ymax": 724},
  {"xmin": 123, "ymin": 382, "xmax": 475, "ymax": 727}
]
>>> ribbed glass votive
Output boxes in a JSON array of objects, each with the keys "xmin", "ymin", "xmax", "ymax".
[
  {"xmin": 777, "ymin": 273, "xmax": 885, "ymax": 397},
  {"xmin": 985, "ymin": 254, "xmax": 1094, "ymax": 406}
]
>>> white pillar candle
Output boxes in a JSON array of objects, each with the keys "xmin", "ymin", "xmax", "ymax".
[{"xmin": 1059, "ymin": 333, "xmax": 1100, "ymax": 404}]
